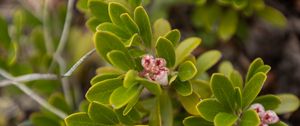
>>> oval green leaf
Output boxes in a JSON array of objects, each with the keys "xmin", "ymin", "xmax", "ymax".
[
  {"xmin": 211, "ymin": 73, "xmax": 236, "ymax": 110},
  {"xmin": 110, "ymin": 84, "xmax": 142, "ymax": 109},
  {"xmin": 164, "ymin": 29, "xmax": 181, "ymax": 46},
  {"xmin": 274, "ymin": 94, "xmax": 300, "ymax": 114},
  {"xmin": 183, "ymin": 116, "xmax": 213, "ymax": 126},
  {"xmin": 107, "ymin": 50, "xmax": 136, "ymax": 71},
  {"xmin": 120, "ymin": 13, "xmax": 140, "ymax": 34},
  {"xmin": 94, "ymin": 31, "xmax": 127, "ymax": 62},
  {"xmin": 214, "ymin": 113, "xmax": 238, "ymax": 126},
  {"xmin": 156, "ymin": 37, "xmax": 176, "ymax": 67},
  {"xmin": 178, "ymin": 61, "xmax": 197, "ymax": 81},
  {"xmin": 85, "ymin": 78, "xmax": 123, "ymax": 104},
  {"xmin": 197, "ymin": 98, "xmax": 228, "ymax": 122},
  {"xmin": 242, "ymin": 72, "xmax": 267, "ymax": 108},
  {"xmin": 195, "ymin": 50, "xmax": 221, "ymax": 78},
  {"xmin": 134, "ymin": 6, "xmax": 152, "ymax": 48},
  {"xmin": 240, "ymin": 110, "xmax": 260, "ymax": 126},
  {"xmin": 175, "ymin": 37, "xmax": 201, "ymax": 67},
  {"xmin": 88, "ymin": 102, "xmax": 119, "ymax": 125}
]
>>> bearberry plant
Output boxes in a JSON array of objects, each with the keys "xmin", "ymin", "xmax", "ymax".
[{"xmin": 63, "ymin": 0, "xmax": 299, "ymax": 126}]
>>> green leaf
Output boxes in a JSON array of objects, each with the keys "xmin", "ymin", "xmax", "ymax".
[
  {"xmin": 86, "ymin": 17, "xmax": 102, "ymax": 32},
  {"xmin": 115, "ymin": 107, "xmax": 142, "ymax": 125},
  {"xmin": 88, "ymin": 0, "xmax": 110, "ymax": 22},
  {"xmin": 159, "ymin": 91, "xmax": 173, "ymax": 126},
  {"xmin": 108, "ymin": 2, "xmax": 129, "ymax": 27},
  {"xmin": 107, "ymin": 50, "xmax": 136, "ymax": 71},
  {"xmin": 218, "ymin": 61, "xmax": 233, "ymax": 76},
  {"xmin": 246, "ymin": 58, "xmax": 264, "ymax": 82},
  {"xmin": 164, "ymin": 29, "xmax": 181, "ymax": 46},
  {"xmin": 134, "ymin": 6, "xmax": 152, "ymax": 48},
  {"xmin": 79, "ymin": 100, "xmax": 89, "ymax": 112},
  {"xmin": 94, "ymin": 31, "xmax": 127, "ymax": 62},
  {"xmin": 230, "ymin": 70, "xmax": 243, "ymax": 89},
  {"xmin": 65, "ymin": 112, "xmax": 104, "ymax": 126},
  {"xmin": 240, "ymin": 110, "xmax": 260, "ymax": 126},
  {"xmin": 124, "ymin": 70, "xmax": 139, "ymax": 88},
  {"xmin": 123, "ymin": 87, "xmax": 142, "ymax": 115},
  {"xmin": 110, "ymin": 84, "xmax": 142, "ymax": 109},
  {"xmin": 214, "ymin": 113, "xmax": 238, "ymax": 126},
  {"xmin": 88, "ymin": 102, "xmax": 119, "ymax": 125},
  {"xmin": 90, "ymin": 73, "xmax": 120, "ymax": 85},
  {"xmin": 175, "ymin": 37, "xmax": 201, "ymax": 67},
  {"xmin": 129, "ymin": 0, "xmax": 142, "ymax": 8},
  {"xmin": 137, "ymin": 77, "xmax": 162, "ymax": 95},
  {"xmin": 149, "ymin": 97, "xmax": 162, "ymax": 126},
  {"xmin": 255, "ymin": 65, "xmax": 271, "ymax": 74},
  {"xmin": 86, "ymin": 78, "xmax": 123, "ymax": 104},
  {"xmin": 252, "ymin": 0, "xmax": 265, "ymax": 11},
  {"xmin": 242, "ymin": 72, "xmax": 267, "ymax": 108},
  {"xmin": 172, "ymin": 78, "xmax": 192, "ymax": 96},
  {"xmin": 211, "ymin": 73, "xmax": 236, "ymax": 110},
  {"xmin": 195, "ymin": 50, "xmax": 221, "ymax": 78},
  {"xmin": 0, "ymin": 16, "xmax": 11, "ymax": 48},
  {"xmin": 218, "ymin": 10, "xmax": 238, "ymax": 41},
  {"xmin": 274, "ymin": 94, "xmax": 300, "ymax": 114},
  {"xmin": 235, "ymin": 87, "xmax": 242, "ymax": 110},
  {"xmin": 30, "ymin": 113, "xmax": 61, "ymax": 126},
  {"xmin": 178, "ymin": 93, "xmax": 200, "ymax": 115},
  {"xmin": 96, "ymin": 66, "xmax": 123, "ymax": 74},
  {"xmin": 191, "ymin": 80, "xmax": 212, "ymax": 99},
  {"xmin": 120, "ymin": 13, "xmax": 139, "ymax": 34},
  {"xmin": 76, "ymin": 0, "xmax": 88, "ymax": 12},
  {"xmin": 257, "ymin": 6, "xmax": 287, "ymax": 28},
  {"xmin": 270, "ymin": 121, "xmax": 289, "ymax": 126},
  {"xmin": 156, "ymin": 37, "xmax": 176, "ymax": 67},
  {"xmin": 178, "ymin": 61, "xmax": 197, "ymax": 81},
  {"xmin": 153, "ymin": 18, "xmax": 171, "ymax": 39},
  {"xmin": 183, "ymin": 116, "xmax": 213, "ymax": 126},
  {"xmin": 48, "ymin": 93, "xmax": 72, "ymax": 114},
  {"xmin": 253, "ymin": 95, "xmax": 281, "ymax": 110},
  {"xmin": 197, "ymin": 98, "xmax": 228, "ymax": 122},
  {"xmin": 125, "ymin": 33, "xmax": 142, "ymax": 47},
  {"xmin": 233, "ymin": 0, "xmax": 248, "ymax": 9},
  {"xmin": 96, "ymin": 22, "xmax": 131, "ymax": 39}
]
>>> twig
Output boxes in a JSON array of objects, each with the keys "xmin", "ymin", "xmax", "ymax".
[
  {"xmin": 0, "ymin": 69, "xmax": 67, "ymax": 119},
  {"xmin": 42, "ymin": 0, "xmax": 54, "ymax": 54},
  {"xmin": 62, "ymin": 48, "xmax": 96, "ymax": 77},
  {"xmin": 49, "ymin": 0, "xmax": 76, "ymax": 106},
  {"xmin": 0, "ymin": 73, "xmax": 57, "ymax": 87}
]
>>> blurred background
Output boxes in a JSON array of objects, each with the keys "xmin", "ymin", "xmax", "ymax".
[{"xmin": 0, "ymin": 0, "xmax": 300, "ymax": 125}]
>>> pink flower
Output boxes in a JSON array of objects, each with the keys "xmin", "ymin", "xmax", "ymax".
[
  {"xmin": 140, "ymin": 55, "xmax": 169, "ymax": 85},
  {"xmin": 249, "ymin": 103, "xmax": 280, "ymax": 126},
  {"xmin": 250, "ymin": 103, "xmax": 265, "ymax": 117},
  {"xmin": 261, "ymin": 110, "xmax": 279, "ymax": 124}
]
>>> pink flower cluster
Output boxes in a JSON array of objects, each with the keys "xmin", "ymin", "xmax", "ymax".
[
  {"xmin": 250, "ymin": 103, "xmax": 279, "ymax": 126},
  {"xmin": 140, "ymin": 55, "xmax": 169, "ymax": 85}
]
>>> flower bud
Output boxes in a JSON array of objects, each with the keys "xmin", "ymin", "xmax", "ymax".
[
  {"xmin": 141, "ymin": 55, "xmax": 155, "ymax": 71},
  {"xmin": 249, "ymin": 103, "xmax": 265, "ymax": 117},
  {"xmin": 261, "ymin": 110, "xmax": 279, "ymax": 124}
]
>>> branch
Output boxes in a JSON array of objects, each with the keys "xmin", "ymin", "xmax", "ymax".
[
  {"xmin": 0, "ymin": 69, "xmax": 67, "ymax": 119},
  {"xmin": 62, "ymin": 48, "xmax": 96, "ymax": 77},
  {"xmin": 0, "ymin": 73, "xmax": 57, "ymax": 87},
  {"xmin": 42, "ymin": 0, "xmax": 55, "ymax": 54},
  {"xmin": 49, "ymin": 0, "xmax": 76, "ymax": 106}
]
